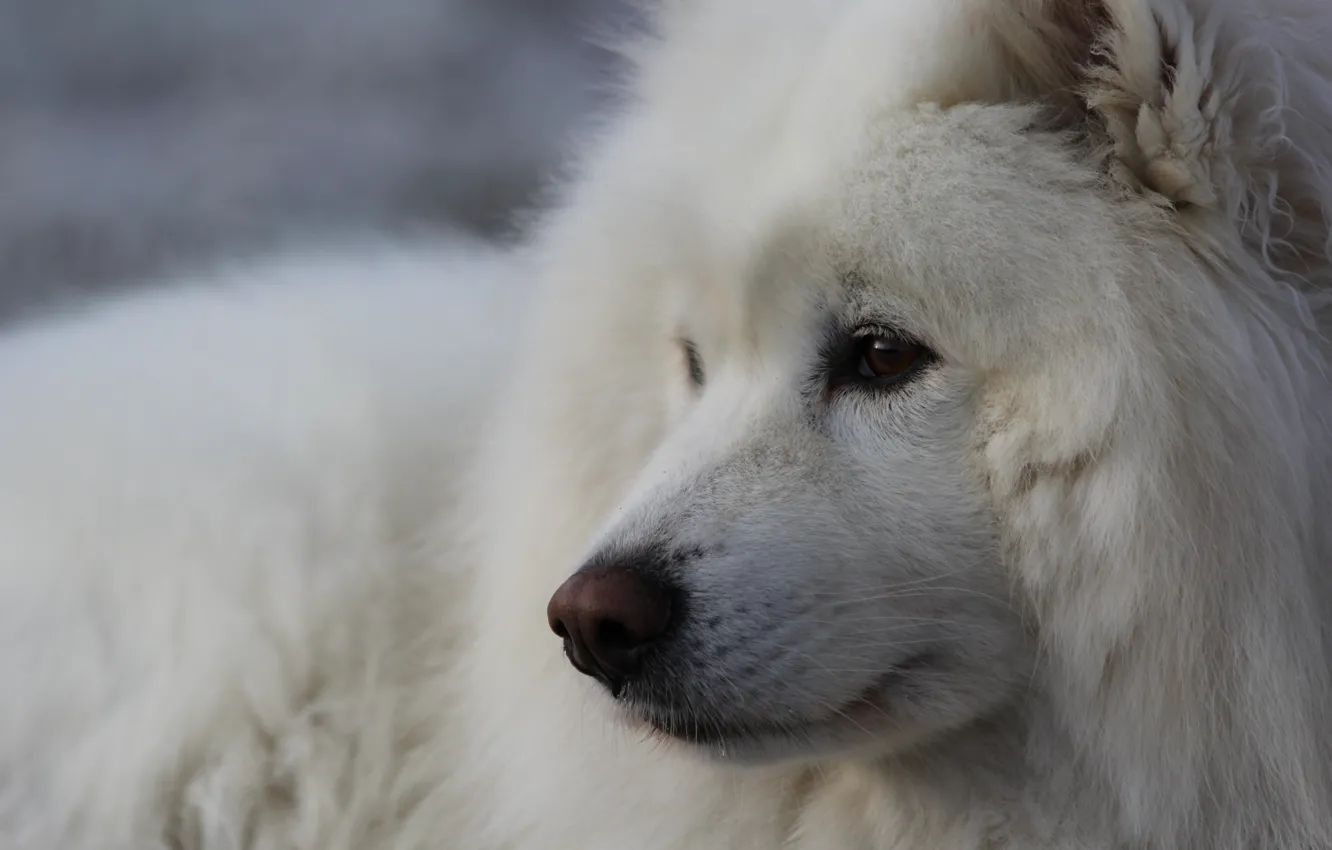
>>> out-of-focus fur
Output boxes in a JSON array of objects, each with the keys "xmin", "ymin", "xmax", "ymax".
[{"xmin": 2, "ymin": 1, "xmax": 1331, "ymax": 848}]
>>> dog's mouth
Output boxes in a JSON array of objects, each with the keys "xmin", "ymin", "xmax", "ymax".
[
  {"xmin": 633, "ymin": 704, "xmax": 811, "ymax": 749},
  {"xmin": 623, "ymin": 653, "xmax": 935, "ymax": 755}
]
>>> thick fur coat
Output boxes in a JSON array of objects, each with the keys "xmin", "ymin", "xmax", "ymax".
[{"xmin": 2, "ymin": 1, "xmax": 1332, "ymax": 848}]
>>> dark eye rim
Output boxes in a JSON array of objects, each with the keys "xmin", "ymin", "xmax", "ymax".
[
  {"xmin": 682, "ymin": 338, "xmax": 705, "ymax": 388},
  {"xmin": 825, "ymin": 328, "xmax": 936, "ymax": 394}
]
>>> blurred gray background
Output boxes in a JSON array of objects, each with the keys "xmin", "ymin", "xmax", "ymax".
[{"xmin": 0, "ymin": 0, "xmax": 632, "ymax": 320}]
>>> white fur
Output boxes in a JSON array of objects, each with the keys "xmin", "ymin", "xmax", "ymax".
[{"xmin": 4, "ymin": 1, "xmax": 1332, "ymax": 848}]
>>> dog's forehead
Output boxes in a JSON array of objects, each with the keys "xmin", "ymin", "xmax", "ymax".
[
  {"xmin": 650, "ymin": 103, "xmax": 1130, "ymax": 365},
  {"xmin": 827, "ymin": 108, "xmax": 1130, "ymax": 342}
]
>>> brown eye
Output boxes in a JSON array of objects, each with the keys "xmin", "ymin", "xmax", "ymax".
[
  {"xmin": 857, "ymin": 335, "xmax": 923, "ymax": 380},
  {"xmin": 827, "ymin": 332, "xmax": 932, "ymax": 392}
]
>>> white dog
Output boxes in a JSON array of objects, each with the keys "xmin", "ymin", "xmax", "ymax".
[{"xmin": 3, "ymin": 0, "xmax": 1332, "ymax": 848}]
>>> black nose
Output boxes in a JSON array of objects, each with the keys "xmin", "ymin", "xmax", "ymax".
[{"xmin": 547, "ymin": 565, "xmax": 675, "ymax": 696}]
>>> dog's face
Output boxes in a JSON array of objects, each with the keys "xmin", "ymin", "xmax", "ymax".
[
  {"xmin": 510, "ymin": 0, "xmax": 1332, "ymax": 841},
  {"xmin": 545, "ymin": 103, "xmax": 1148, "ymax": 764},
  {"xmin": 569, "ymin": 310, "xmax": 1023, "ymax": 763}
]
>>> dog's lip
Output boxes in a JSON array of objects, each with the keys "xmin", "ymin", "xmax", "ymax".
[
  {"xmin": 632, "ymin": 652, "xmax": 934, "ymax": 748},
  {"xmin": 633, "ymin": 706, "xmax": 798, "ymax": 748}
]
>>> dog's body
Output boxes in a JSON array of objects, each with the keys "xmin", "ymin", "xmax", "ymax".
[{"xmin": 4, "ymin": 1, "xmax": 1332, "ymax": 848}]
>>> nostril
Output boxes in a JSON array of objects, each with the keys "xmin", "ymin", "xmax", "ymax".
[{"xmin": 550, "ymin": 616, "xmax": 571, "ymax": 640}]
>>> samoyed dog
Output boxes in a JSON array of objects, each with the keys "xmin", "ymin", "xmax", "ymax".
[{"xmin": 3, "ymin": 0, "xmax": 1332, "ymax": 848}]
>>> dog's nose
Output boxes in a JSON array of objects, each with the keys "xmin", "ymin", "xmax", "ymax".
[{"xmin": 547, "ymin": 565, "xmax": 674, "ymax": 696}]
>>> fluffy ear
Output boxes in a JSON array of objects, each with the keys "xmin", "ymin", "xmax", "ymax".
[
  {"xmin": 1001, "ymin": 0, "xmax": 1332, "ymax": 298},
  {"xmin": 1078, "ymin": 0, "xmax": 1225, "ymax": 208}
]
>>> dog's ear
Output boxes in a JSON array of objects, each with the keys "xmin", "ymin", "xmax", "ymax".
[
  {"xmin": 999, "ymin": 0, "xmax": 1332, "ymax": 291},
  {"xmin": 1049, "ymin": 0, "xmax": 1220, "ymax": 208}
]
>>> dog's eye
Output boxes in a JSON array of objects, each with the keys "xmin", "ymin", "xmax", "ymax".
[
  {"xmin": 857, "ymin": 335, "xmax": 922, "ymax": 379},
  {"xmin": 829, "ymin": 333, "xmax": 931, "ymax": 391},
  {"xmin": 682, "ymin": 339, "xmax": 705, "ymax": 388}
]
